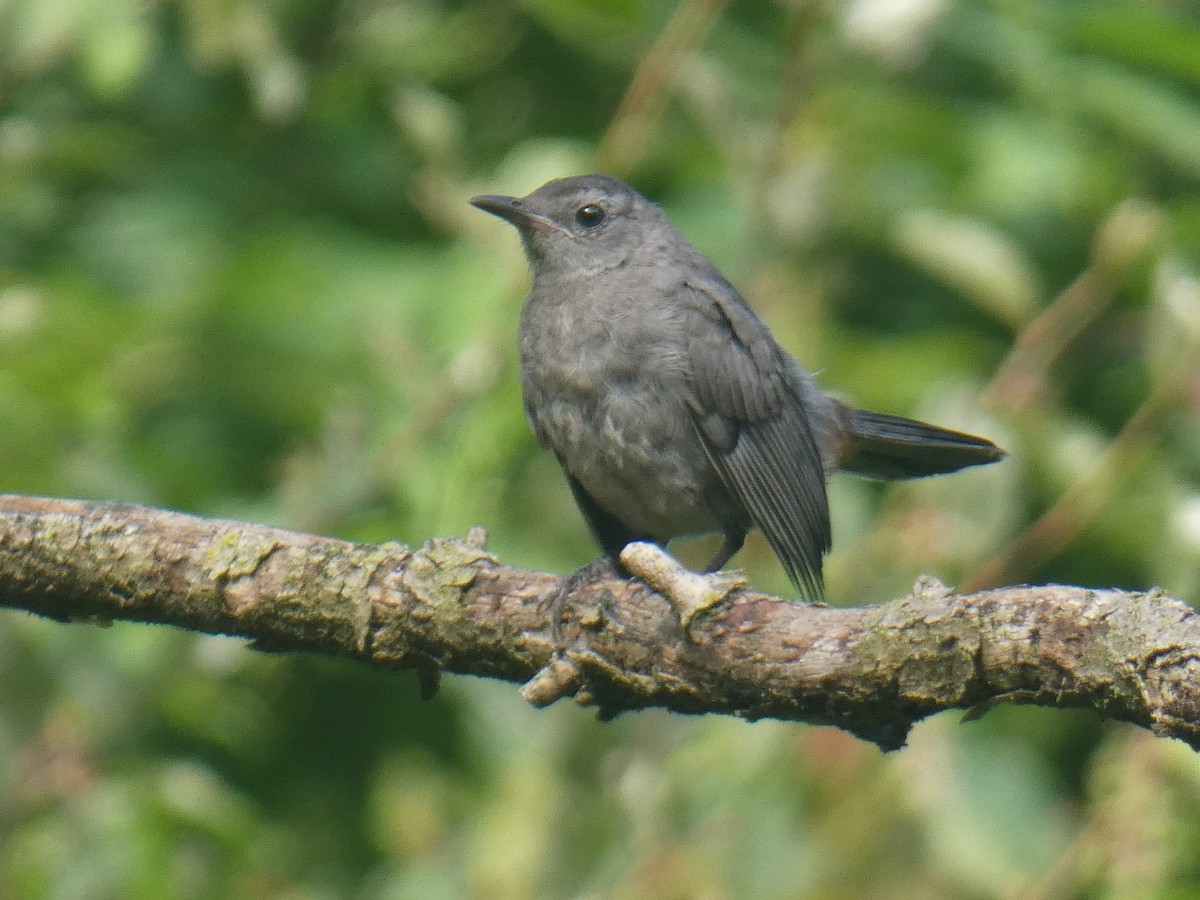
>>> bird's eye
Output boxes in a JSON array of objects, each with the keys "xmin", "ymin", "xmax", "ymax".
[{"xmin": 575, "ymin": 203, "xmax": 606, "ymax": 229}]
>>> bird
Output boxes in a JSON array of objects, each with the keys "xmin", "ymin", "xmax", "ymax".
[{"xmin": 471, "ymin": 174, "xmax": 1004, "ymax": 600}]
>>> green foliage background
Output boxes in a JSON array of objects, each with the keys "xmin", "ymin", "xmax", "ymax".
[{"xmin": 2, "ymin": 0, "xmax": 1200, "ymax": 896}]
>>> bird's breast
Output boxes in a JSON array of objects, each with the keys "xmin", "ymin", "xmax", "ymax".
[{"xmin": 517, "ymin": 287, "xmax": 721, "ymax": 537}]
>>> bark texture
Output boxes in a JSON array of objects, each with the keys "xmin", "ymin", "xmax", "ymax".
[{"xmin": 1, "ymin": 494, "xmax": 1197, "ymax": 751}]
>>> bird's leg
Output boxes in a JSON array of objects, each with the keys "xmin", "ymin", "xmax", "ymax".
[
  {"xmin": 550, "ymin": 531, "xmax": 747, "ymax": 641},
  {"xmin": 522, "ymin": 556, "xmax": 624, "ymax": 711},
  {"xmin": 549, "ymin": 555, "xmax": 623, "ymax": 645},
  {"xmin": 703, "ymin": 531, "xmax": 745, "ymax": 573}
]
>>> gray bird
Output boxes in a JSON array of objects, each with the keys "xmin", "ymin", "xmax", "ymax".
[{"xmin": 471, "ymin": 174, "xmax": 1003, "ymax": 599}]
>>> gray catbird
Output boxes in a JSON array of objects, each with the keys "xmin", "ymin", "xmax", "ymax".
[{"xmin": 472, "ymin": 174, "xmax": 1003, "ymax": 599}]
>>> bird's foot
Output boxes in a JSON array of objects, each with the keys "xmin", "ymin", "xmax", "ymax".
[
  {"xmin": 548, "ymin": 555, "xmax": 622, "ymax": 645},
  {"xmin": 522, "ymin": 556, "xmax": 622, "ymax": 710},
  {"xmin": 619, "ymin": 542, "xmax": 746, "ymax": 629},
  {"xmin": 522, "ymin": 546, "xmax": 746, "ymax": 711}
]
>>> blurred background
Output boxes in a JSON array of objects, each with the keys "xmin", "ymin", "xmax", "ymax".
[{"xmin": 2, "ymin": 0, "xmax": 1200, "ymax": 896}]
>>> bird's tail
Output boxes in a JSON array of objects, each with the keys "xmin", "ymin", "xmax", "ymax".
[{"xmin": 836, "ymin": 406, "xmax": 1005, "ymax": 480}]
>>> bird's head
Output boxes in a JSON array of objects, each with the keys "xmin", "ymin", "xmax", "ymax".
[{"xmin": 471, "ymin": 174, "xmax": 671, "ymax": 275}]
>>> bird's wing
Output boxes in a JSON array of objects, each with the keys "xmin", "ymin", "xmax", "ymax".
[{"xmin": 680, "ymin": 274, "xmax": 830, "ymax": 599}]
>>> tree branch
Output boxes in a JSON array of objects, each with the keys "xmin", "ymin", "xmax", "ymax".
[{"xmin": 1, "ymin": 494, "xmax": 1196, "ymax": 751}]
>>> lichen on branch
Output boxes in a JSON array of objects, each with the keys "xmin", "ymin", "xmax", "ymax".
[{"xmin": 0, "ymin": 494, "xmax": 1197, "ymax": 751}]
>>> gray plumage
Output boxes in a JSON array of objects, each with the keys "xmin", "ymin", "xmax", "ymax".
[{"xmin": 471, "ymin": 175, "xmax": 1003, "ymax": 599}]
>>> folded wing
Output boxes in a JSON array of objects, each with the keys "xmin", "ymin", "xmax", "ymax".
[{"xmin": 680, "ymin": 275, "xmax": 831, "ymax": 600}]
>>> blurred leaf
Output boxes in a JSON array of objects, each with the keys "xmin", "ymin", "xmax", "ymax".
[
  {"xmin": 891, "ymin": 208, "xmax": 1044, "ymax": 327},
  {"xmin": 1071, "ymin": 59, "xmax": 1200, "ymax": 179},
  {"xmin": 1071, "ymin": 4, "xmax": 1200, "ymax": 86}
]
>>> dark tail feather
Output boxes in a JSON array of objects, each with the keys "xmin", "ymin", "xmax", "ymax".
[{"xmin": 837, "ymin": 407, "xmax": 1005, "ymax": 480}]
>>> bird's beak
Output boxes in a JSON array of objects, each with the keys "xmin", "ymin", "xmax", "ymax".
[{"xmin": 469, "ymin": 194, "xmax": 572, "ymax": 237}]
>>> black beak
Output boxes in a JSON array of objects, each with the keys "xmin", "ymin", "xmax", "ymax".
[
  {"xmin": 470, "ymin": 194, "xmax": 568, "ymax": 235},
  {"xmin": 470, "ymin": 194, "xmax": 523, "ymax": 221}
]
